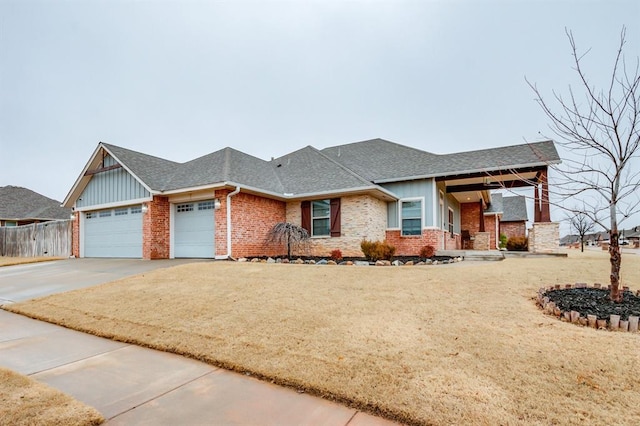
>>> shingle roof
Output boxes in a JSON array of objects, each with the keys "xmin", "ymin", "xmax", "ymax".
[
  {"xmin": 485, "ymin": 193, "xmax": 504, "ymax": 214},
  {"xmin": 270, "ymin": 146, "xmax": 383, "ymax": 196},
  {"xmin": 0, "ymin": 186, "xmax": 71, "ymax": 221},
  {"xmin": 77, "ymin": 138, "xmax": 560, "ymax": 201},
  {"xmin": 502, "ymin": 196, "xmax": 528, "ymax": 222},
  {"xmin": 322, "ymin": 138, "xmax": 560, "ymax": 182}
]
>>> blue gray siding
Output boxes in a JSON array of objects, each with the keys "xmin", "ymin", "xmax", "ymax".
[
  {"xmin": 77, "ymin": 154, "xmax": 151, "ymax": 208},
  {"xmin": 382, "ymin": 179, "xmax": 435, "ymax": 228}
]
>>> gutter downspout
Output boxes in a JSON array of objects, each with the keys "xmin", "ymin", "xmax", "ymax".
[{"xmin": 225, "ymin": 186, "xmax": 241, "ymax": 259}]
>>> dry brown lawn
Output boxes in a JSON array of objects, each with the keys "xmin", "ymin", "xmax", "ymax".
[
  {"xmin": 0, "ymin": 367, "xmax": 104, "ymax": 426},
  {"xmin": 0, "ymin": 256, "xmax": 64, "ymax": 267},
  {"xmin": 4, "ymin": 250, "xmax": 640, "ymax": 425}
]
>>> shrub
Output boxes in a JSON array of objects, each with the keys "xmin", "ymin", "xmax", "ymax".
[
  {"xmin": 360, "ymin": 239, "xmax": 396, "ymax": 261},
  {"xmin": 499, "ymin": 233, "xmax": 508, "ymax": 249},
  {"xmin": 419, "ymin": 245, "xmax": 435, "ymax": 259},
  {"xmin": 329, "ymin": 249, "xmax": 343, "ymax": 262},
  {"xmin": 506, "ymin": 236, "xmax": 528, "ymax": 251}
]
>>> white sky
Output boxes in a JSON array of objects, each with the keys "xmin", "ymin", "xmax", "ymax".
[{"xmin": 1, "ymin": 0, "xmax": 638, "ymax": 233}]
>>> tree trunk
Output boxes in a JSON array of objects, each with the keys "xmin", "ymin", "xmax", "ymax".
[
  {"xmin": 580, "ymin": 239, "xmax": 584, "ymax": 252},
  {"xmin": 609, "ymin": 229, "xmax": 622, "ymax": 302}
]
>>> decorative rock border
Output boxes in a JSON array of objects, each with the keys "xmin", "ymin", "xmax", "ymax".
[
  {"xmin": 537, "ymin": 283, "xmax": 640, "ymax": 333},
  {"xmin": 236, "ymin": 256, "xmax": 464, "ymax": 266}
]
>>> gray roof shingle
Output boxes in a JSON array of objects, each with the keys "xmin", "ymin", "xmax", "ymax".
[
  {"xmin": 102, "ymin": 143, "xmax": 180, "ymax": 191},
  {"xmin": 322, "ymin": 138, "xmax": 560, "ymax": 182},
  {"xmin": 502, "ymin": 196, "xmax": 528, "ymax": 222},
  {"xmin": 0, "ymin": 186, "xmax": 71, "ymax": 221}
]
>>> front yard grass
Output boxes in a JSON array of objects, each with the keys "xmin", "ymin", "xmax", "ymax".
[
  {"xmin": 4, "ymin": 251, "xmax": 640, "ymax": 425},
  {"xmin": 0, "ymin": 367, "xmax": 103, "ymax": 426},
  {"xmin": 0, "ymin": 256, "xmax": 64, "ymax": 267}
]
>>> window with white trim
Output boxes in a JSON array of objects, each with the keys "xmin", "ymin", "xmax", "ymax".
[
  {"xmin": 177, "ymin": 203, "xmax": 194, "ymax": 213},
  {"xmin": 115, "ymin": 208, "xmax": 128, "ymax": 216},
  {"xmin": 86, "ymin": 212, "xmax": 95, "ymax": 219},
  {"xmin": 130, "ymin": 206, "xmax": 142, "ymax": 214},
  {"xmin": 311, "ymin": 199, "xmax": 330, "ymax": 237},
  {"xmin": 401, "ymin": 199, "xmax": 422, "ymax": 236},
  {"xmin": 99, "ymin": 210, "xmax": 112, "ymax": 218}
]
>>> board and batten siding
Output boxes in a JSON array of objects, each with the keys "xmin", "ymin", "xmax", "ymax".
[
  {"xmin": 76, "ymin": 154, "xmax": 151, "ymax": 208},
  {"xmin": 381, "ymin": 179, "xmax": 435, "ymax": 228}
]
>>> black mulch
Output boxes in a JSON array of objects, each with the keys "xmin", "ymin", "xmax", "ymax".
[{"xmin": 544, "ymin": 288, "xmax": 640, "ymax": 320}]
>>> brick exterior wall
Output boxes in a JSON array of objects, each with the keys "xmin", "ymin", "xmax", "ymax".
[
  {"xmin": 386, "ymin": 228, "xmax": 453, "ymax": 256},
  {"xmin": 229, "ymin": 192, "xmax": 286, "ymax": 258},
  {"xmin": 214, "ymin": 189, "xmax": 230, "ymax": 257},
  {"xmin": 500, "ymin": 221, "xmax": 526, "ymax": 241},
  {"xmin": 529, "ymin": 222, "xmax": 560, "ymax": 253},
  {"xmin": 286, "ymin": 194, "xmax": 387, "ymax": 257},
  {"xmin": 460, "ymin": 202, "xmax": 501, "ymax": 250},
  {"xmin": 72, "ymin": 211, "xmax": 80, "ymax": 257},
  {"xmin": 143, "ymin": 196, "xmax": 170, "ymax": 259},
  {"xmin": 484, "ymin": 214, "xmax": 498, "ymax": 250}
]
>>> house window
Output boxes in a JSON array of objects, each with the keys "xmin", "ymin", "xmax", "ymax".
[
  {"xmin": 177, "ymin": 203, "xmax": 194, "ymax": 213},
  {"xmin": 130, "ymin": 206, "xmax": 142, "ymax": 214},
  {"xmin": 198, "ymin": 201, "xmax": 215, "ymax": 210},
  {"xmin": 448, "ymin": 208, "xmax": 454, "ymax": 235},
  {"xmin": 4, "ymin": 221, "xmax": 17, "ymax": 227},
  {"xmin": 312, "ymin": 199, "xmax": 330, "ymax": 237},
  {"xmin": 99, "ymin": 210, "xmax": 111, "ymax": 218},
  {"xmin": 401, "ymin": 199, "xmax": 422, "ymax": 236},
  {"xmin": 439, "ymin": 191, "xmax": 445, "ymax": 230},
  {"xmin": 115, "ymin": 208, "xmax": 128, "ymax": 216}
]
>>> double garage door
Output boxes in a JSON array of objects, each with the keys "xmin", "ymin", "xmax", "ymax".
[{"xmin": 83, "ymin": 201, "xmax": 215, "ymax": 258}]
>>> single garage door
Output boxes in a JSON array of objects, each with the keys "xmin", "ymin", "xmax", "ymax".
[
  {"xmin": 84, "ymin": 205, "xmax": 143, "ymax": 258},
  {"xmin": 174, "ymin": 200, "xmax": 215, "ymax": 258}
]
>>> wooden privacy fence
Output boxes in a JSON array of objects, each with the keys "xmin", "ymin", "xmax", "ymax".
[{"xmin": 0, "ymin": 220, "xmax": 72, "ymax": 257}]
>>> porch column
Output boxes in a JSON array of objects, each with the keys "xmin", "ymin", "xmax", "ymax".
[
  {"xmin": 539, "ymin": 168, "xmax": 551, "ymax": 222},
  {"xmin": 534, "ymin": 180, "xmax": 541, "ymax": 222},
  {"xmin": 478, "ymin": 200, "xmax": 485, "ymax": 232}
]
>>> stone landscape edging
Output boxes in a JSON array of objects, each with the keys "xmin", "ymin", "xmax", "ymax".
[
  {"xmin": 236, "ymin": 256, "xmax": 464, "ymax": 266},
  {"xmin": 537, "ymin": 283, "xmax": 640, "ymax": 333}
]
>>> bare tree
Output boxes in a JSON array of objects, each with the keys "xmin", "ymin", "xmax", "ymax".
[
  {"xmin": 265, "ymin": 222, "xmax": 310, "ymax": 259},
  {"xmin": 568, "ymin": 210, "xmax": 595, "ymax": 252},
  {"xmin": 527, "ymin": 27, "xmax": 640, "ymax": 302}
]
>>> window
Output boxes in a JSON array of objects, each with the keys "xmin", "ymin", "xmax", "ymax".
[
  {"xmin": 99, "ymin": 210, "xmax": 111, "ymax": 218},
  {"xmin": 4, "ymin": 221, "xmax": 17, "ymax": 227},
  {"xmin": 198, "ymin": 201, "xmax": 215, "ymax": 210},
  {"xmin": 301, "ymin": 199, "xmax": 340, "ymax": 237},
  {"xmin": 115, "ymin": 208, "xmax": 128, "ymax": 216},
  {"xmin": 312, "ymin": 199, "xmax": 330, "ymax": 237},
  {"xmin": 86, "ymin": 212, "xmax": 95, "ymax": 219},
  {"xmin": 439, "ymin": 191, "xmax": 445, "ymax": 230},
  {"xmin": 448, "ymin": 208, "xmax": 454, "ymax": 235},
  {"xmin": 177, "ymin": 203, "xmax": 194, "ymax": 213},
  {"xmin": 130, "ymin": 206, "xmax": 142, "ymax": 214},
  {"xmin": 401, "ymin": 200, "xmax": 422, "ymax": 236}
]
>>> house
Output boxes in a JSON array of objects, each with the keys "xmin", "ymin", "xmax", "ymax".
[
  {"xmin": 0, "ymin": 186, "xmax": 72, "ymax": 227},
  {"xmin": 62, "ymin": 138, "xmax": 561, "ymax": 259},
  {"xmin": 485, "ymin": 194, "xmax": 529, "ymax": 241}
]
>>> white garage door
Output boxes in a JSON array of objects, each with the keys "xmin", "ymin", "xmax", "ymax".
[
  {"xmin": 174, "ymin": 201, "xmax": 215, "ymax": 258},
  {"xmin": 84, "ymin": 206, "xmax": 143, "ymax": 258}
]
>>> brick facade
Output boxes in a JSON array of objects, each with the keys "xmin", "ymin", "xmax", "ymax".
[
  {"xmin": 72, "ymin": 211, "xmax": 80, "ymax": 257},
  {"xmin": 385, "ymin": 228, "xmax": 462, "ymax": 256},
  {"xmin": 484, "ymin": 214, "xmax": 498, "ymax": 250},
  {"xmin": 229, "ymin": 192, "xmax": 286, "ymax": 258},
  {"xmin": 143, "ymin": 196, "xmax": 170, "ymax": 259},
  {"xmin": 500, "ymin": 221, "xmax": 526, "ymax": 241},
  {"xmin": 286, "ymin": 194, "xmax": 387, "ymax": 257}
]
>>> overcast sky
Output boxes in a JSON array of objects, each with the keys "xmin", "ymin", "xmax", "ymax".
[{"xmin": 1, "ymin": 0, "xmax": 638, "ymax": 230}]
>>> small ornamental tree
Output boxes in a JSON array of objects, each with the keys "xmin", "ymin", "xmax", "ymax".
[
  {"xmin": 266, "ymin": 222, "xmax": 310, "ymax": 259},
  {"xmin": 527, "ymin": 27, "xmax": 640, "ymax": 302},
  {"xmin": 568, "ymin": 210, "xmax": 595, "ymax": 253}
]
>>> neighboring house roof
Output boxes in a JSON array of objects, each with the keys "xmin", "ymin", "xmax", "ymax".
[
  {"xmin": 64, "ymin": 138, "xmax": 561, "ymax": 207},
  {"xmin": 0, "ymin": 186, "xmax": 71, "ymax": 221},
  {"xmin": 321, "ymin": 138, "xmax": 561, "ymax": 183},
  {"xmin": 484, "ymin": 193, "xmax": 504, "ymax": 215},
  {"xmin": 502, "ymin": 196, "xmax": 528, "ymax": 222}
]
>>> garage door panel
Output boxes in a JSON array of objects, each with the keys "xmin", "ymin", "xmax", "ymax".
[
  {"xmin": 174, "ymin": 201, "xmax": 215, "ymax": 258},
  {"xmin": 84, "ymin": 206, "xmax": 142, "ymax": 258}
]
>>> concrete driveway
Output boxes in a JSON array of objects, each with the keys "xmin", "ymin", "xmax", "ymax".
[{"xmin": 0, "ymin": 258, "xmax": 202, "ymax": 304}]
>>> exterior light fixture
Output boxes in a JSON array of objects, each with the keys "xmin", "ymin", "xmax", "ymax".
[
  {"xmin": 70, "ymin": 213, "xmax": 76, "ymax": 220},
  {"xmin": 214, "ymin": 198, "xmax": 221, "ymax": 210},
  {"xmin": 141, "ymin": 205, "xmax": 149, "ymax": 214}
]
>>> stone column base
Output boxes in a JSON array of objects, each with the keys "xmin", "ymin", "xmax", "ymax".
[{"xmin": 529, "ymin": 222, "xmax": 560, "ymax": 253}]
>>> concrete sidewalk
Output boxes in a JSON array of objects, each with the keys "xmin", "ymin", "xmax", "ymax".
[{"xmin": 0, "ymin": 310, "xmax": 398, "ymax": 425}]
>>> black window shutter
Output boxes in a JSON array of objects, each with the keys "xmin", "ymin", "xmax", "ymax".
[
  {"xmin": 301, "ymin": 201, "xmax": 311, "ymax": 233},
  {"xmin": 330, "ymin": 198, "xmax": 341, "ymax": 237}
]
